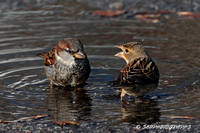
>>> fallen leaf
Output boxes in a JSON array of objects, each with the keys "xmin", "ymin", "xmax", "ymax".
[
  {"xmin": 53, "ymin": 120, "xmax": 79, "ymax": 126},
  {"xmin": 194, "ymin": 14, "xmax": 200, "ymax": 18},
  {"xmin": 0, "ymin": 114, "xmax": 50, "ymax": 123},
  {"xmin": 164, "ymin": 115, "xmax": 195, "ymax": 119},
  {"xmin": 92, "ymin": 9, "xmax": 125, "ymax": 17},
  {"xmin": 177, "ymin": 11, "xmax": 195, "ymax": 20},
  {"xmin": 156, "ymin": 10, "xmax": 173, "ymax": 14},
  {"xmin": 54, "ymin": 121, "xmax": 65, "ymax": 126},
  {"xmin": 136, "ymin": 14, "xmax": 160, "ymax": 23},
  {"xmin": 178, "ymin": 116, "xmax": 195, "ymax": 119},
  {"xmin": 137, "ymin": 10, "xmax": 173, "ymax": 15},
  {"xmin": 177, "ymin": 11, "xmax": 193, "ymax": 16},
  {"xmin": 0, "ymin": 120, "xmax": 13, "ymax": 123},
  {"xmin": 34, "ymin": 114, "xmax": 50, "ymax": 119}
]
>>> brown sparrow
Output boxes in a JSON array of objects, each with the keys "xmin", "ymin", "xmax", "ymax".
[
  {"xmin": 115, "ymin": 42, "xmax": 159, "ymax": 84},
  {"xmin": 38, "ymin": 38, "xmax": 90, "ymax": 87}
]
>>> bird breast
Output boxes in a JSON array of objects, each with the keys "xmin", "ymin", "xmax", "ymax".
[{"xmin": 55, "ymin": 50, "xmax": 76, "ymax": 67}]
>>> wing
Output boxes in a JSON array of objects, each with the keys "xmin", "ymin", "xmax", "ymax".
[
  {"xmin": 115, "ymin": 57, "xmax": 159, "ymax": 84},
  {"xmin": 141, "ymin": 57, "xmax": 159, "ymax": 82},
  {"xmin": 37, "ymin": 53, "xmax": 47, "ymax": 59},
  {"xmin": 38, "ymin": 48, "xmax": 56, "ymax": 66}
]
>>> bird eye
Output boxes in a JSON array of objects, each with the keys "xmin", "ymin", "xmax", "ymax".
[{"xmin": 125, "ymin": 49, "xmax": 129, "ymax": 53}]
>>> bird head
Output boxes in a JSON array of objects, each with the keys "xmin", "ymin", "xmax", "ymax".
[
  {"xmin": 55, "ymin": 38, "xmax": 86, "ymax": 66},
  {"xmin": 56, "ymin": 38, "xmax": 86, "ymax": 59},
  {"xmin": 115, "ymin": 42, "xmax": 149, "ymax": 64}
]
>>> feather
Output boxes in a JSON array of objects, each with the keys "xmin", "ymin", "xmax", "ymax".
[
  {"xmin": 116, "ymin": 57, "xmax": 159, "ymax": 84},
  {"xmin": 37, "ymin": 53, "xmax": 47, "ymax": 59},
  {"xmin": 38, "ymin": 48, "xmax": 56, "ymax": 66}
]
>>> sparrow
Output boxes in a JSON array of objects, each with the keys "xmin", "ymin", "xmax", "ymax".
[
  {"xmin": 38, "ymin": 38, "xmax": 90, "ymax": 87},
  {"xmin": 115, "ymin": 42, "xmax": 159, "ymax": 85}
]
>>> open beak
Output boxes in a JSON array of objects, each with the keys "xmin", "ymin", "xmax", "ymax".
[
  {"xmin": 115, "ymin": 45, "xmax": 122, "ymax": 49},
  {"xmin": 114, "ymin": 52, "xmax": 124, "ymax": 58},
  {"xmin": 73, "ymin": 50, "xmax": 85, "ymax": 59},
  {"xmin": 114, "ymin": 45, "xmax": 124, "ymax": 58}
]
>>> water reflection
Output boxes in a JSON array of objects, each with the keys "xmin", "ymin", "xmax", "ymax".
[
  {"xmin": 0, "ymin": 95, "xmax": 17, "ymax": 120},
  {"xmin": 0, "ymin": 0, "xmax": 199, "ymax": 131},
  {"xmin": 119, "ymin": 83, "xmax": 158, "ymax": 100},
  {"xmin": 46, "ymin": 86, "xmax": 91, "ymax": 122},
  {"xmin": 117, "ymin": 83, "xmax": 160, "ymax": 124},
  {"xmin": 121, "ymin": 98, "xmax": 160, "ymax": 125}
]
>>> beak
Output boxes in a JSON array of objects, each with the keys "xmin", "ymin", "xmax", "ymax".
[
  {"xmin": 115, "ymin": 45, "xmax": 122, "ymax": 49},
  {"xmin": 114, "ymin": 45, "xmax": 124, "ymax": 58},
  {"xmin": 73, "ymin": 50, "xmax": 85, "ymax": 59},
  {"xmin": 115, "ymin": 52, "xmax": 124, "ymax": 58}
]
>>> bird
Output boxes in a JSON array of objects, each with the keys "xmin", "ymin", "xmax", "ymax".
[
  {"xmin": 115, "ymin": 42, "xmax": 159, "ymax": 84},
  {"xmin": 38, "ymin": 38, "xmax": 91, "ymax": 88},
  {"xmin": 114, "ymin": 42, "xmax": 159, "ymax": 100}
]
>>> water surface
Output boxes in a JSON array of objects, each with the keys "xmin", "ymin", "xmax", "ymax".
[{"xmin": 0, "ymin": 1, "xmax": 199, "ymax": 132}]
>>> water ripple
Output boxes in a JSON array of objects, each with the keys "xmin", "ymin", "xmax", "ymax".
[
  {"xmin": 0, "ymin": 57, "xmax": 41, "ymax": 65},
  {"xmin": 0, "ymin": 2, "xmax": 199, "ymax": 131},
  {"xmin": 0, "ymin": 66, "xmax": 42, "ymax": 77},
  {"xmin": 0, "ymin": 48, "xmax": 46, "ymax": 55}
]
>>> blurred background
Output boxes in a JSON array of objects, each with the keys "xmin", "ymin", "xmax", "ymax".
[{"xmin": 0, "ymin": 0, "xmax": 199, "ymax": 132}]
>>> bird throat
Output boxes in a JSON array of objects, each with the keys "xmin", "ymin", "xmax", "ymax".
[{"xmin": 55, "ymin": 50, "xmax": 76, "ymax": 67}]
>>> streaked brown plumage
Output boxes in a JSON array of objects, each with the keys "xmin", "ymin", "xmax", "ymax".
[
  {"xmin": 39, "ymin": 48, "xmax": 56, "ymax": 66},
  {"xmin": 115, "ymin": 42, "xmax": 159, "ymax": 84}
]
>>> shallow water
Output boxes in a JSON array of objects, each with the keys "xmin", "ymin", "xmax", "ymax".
[{"xmin": 0, "ymin": 1, "xmax": 200, "ymax": 132}]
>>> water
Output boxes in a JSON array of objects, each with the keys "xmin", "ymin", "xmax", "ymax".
[{"xmin": 0, "ymin": 1, "xmax": 199, "ymax": 132}]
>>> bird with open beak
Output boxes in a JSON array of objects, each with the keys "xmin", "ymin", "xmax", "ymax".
[
  {"xmin": 114, "ymin": 42, "xmax": 159, "ymax": 100},
  {"xmin": 114, "ymin": 42, "xmax": 159, "ymax": 84},
  {"xmin": 38, "ymin": 38, "xmax": 90, "ymax": 88}
]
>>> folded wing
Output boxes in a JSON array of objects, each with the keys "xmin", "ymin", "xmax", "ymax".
[{"xmin": 116, "ymin": 57, "xmax": 159, "ymax": 84}]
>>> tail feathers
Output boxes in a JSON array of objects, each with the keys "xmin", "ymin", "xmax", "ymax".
[{"xmin": 37, "ymin": 53, "xmax": 47, "ymax": 59}]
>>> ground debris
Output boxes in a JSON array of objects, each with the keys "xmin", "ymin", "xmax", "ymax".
[
  {"xmin": 53, "ymin": 120, "xmax": 80, "ymax": 126},
  {"xmin": 163, "ymin": 115, "xmax": 195, "ymax": 120},
  {"xmin": 0, "ymin": 114, "xmax": 50, "ymax": 123},
  {"xmin": 92, "ymin": 5, "xmax": 200, "ymax": 23},
  {"xmin": 92, "ymin": 9, "xmax": 126, "ymax": 17},
  {"xmin": 177, "ymin": 11, "xmax": 200, "ymax": 20}
]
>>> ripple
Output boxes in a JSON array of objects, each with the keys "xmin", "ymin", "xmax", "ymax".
[
  {"xmin": 85, "ymin": 45, "xmax": 114, "ymax": 48},
  {"xmin": 0, "ymin": 48, "xmax": 45, "ymax": 55},
  {"xmin": 29, "ymin": 19, "xmax": 116, "ymax": 26},
  {"xmin": 0, "ymin": 57, "xmax": 41, "ymax": 65},
  {"xmin": 89, "ymin": 55, "xmax": 117, "ymax": 59},
  {"xmin": 0, "ymin": 66, "xmax": 42, "ymax": 77},
  {"xmin": 0, "ymin": 42, "xmax": 13, "ymax": 47},
  {"xmin": 0, "ymin": 2, "xmax": 199, "ymax": 131},
  {"xmin": 0, "ymin": 24, "xmax": 20, "ymax": 29},
  {"xmin": 7, "ymin": 75, "xmax": 37, "ymax": 88},
  {"xmin": 3, "ymin": 10, "xmax": 46, "ymax": 15},
  {"xmin": 133, "ymin": 36, "xmax": 169, "ymax": 41}
]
